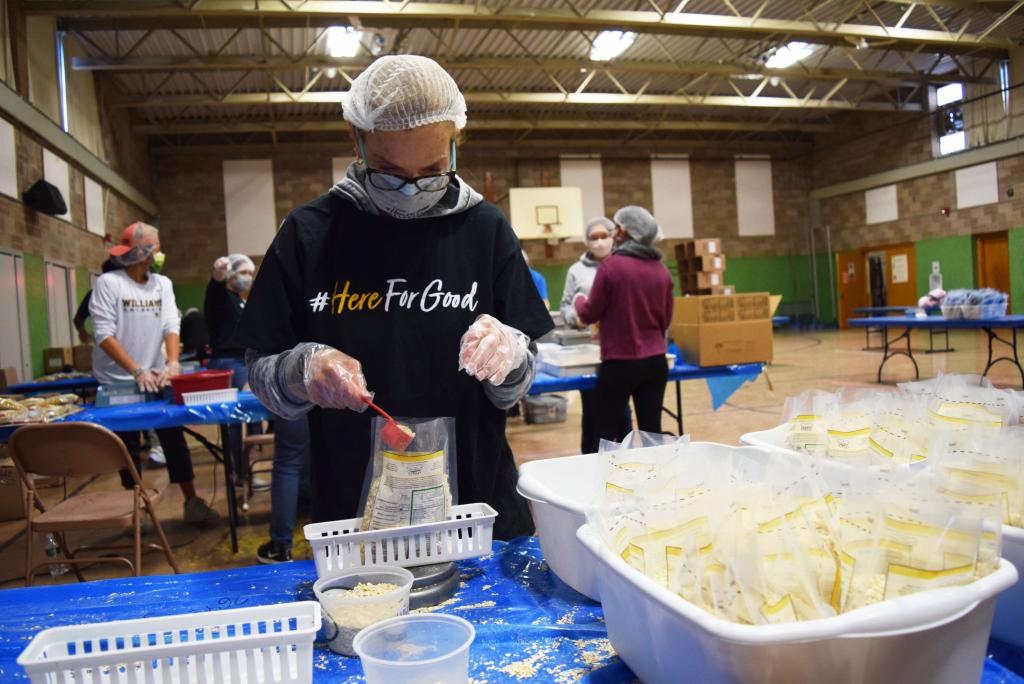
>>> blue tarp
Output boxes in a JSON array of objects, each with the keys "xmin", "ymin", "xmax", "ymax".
[{"xmin": 0, "ymin": 538, "xmax": 1020, "ymax": 683}]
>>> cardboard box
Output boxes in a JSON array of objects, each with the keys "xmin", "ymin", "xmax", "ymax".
[
  {"xmin": 712, "ymin": 285, "xmax": 736, "ymax": 296},
  {"xmin": 673, "ymin": 293, "xmax": 771, "ymax": 324},
  {"xmin": 687, "ymin": 238, "xmax": 721, "ymax": 257},
  {"xmin": 670, "ymin": 320, "xmax": 773, "ymax": 366},
  {"xmin": 689, "ymin": 271, "xmax": 724, "ymax": 289},
  {"xmin": 72, "ymin": 345, "xmax": 92, "ymax": 372},
  {"xmin": 0, "ymin": 368, "xmax": 17, "ymax": 392},
  {"xmin": 695, "ymin": 254, "xmax": 726, "ymax": 272},
  {"xmin": 42, "ymin": 347, "xmax": 73, "ymax": 374},
  {"xmin": 0, "ymin": 455, "xmax": 25, "ymax": 522}
]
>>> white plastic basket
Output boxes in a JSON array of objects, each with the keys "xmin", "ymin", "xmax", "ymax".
[
  {"xmin": 17, "ymin": 601, "xmax": 321, "ymax": 684},
  {"xmin": 182, "ymin": 388, "xmax": 239, "ymax": 406},
  {"xmin": 303, "ymin": 503, "xmax": 497, "ymax": 577},
  {"xmin": 578, "ymin": 523, "xmax": 1018, "ymax": 684}
]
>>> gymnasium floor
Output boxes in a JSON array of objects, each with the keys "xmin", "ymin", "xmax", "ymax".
[{"xmin": 1, "ymin": 327, "xmax": 1020, "ymax": 587}]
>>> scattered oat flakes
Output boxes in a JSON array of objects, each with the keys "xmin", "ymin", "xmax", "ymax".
[
  {"xmin": 499, "ymin": 651, "xmax": 546, "ymax": 679},
  {"xmin": 454, "ymin": 600, "xmax": 496, "ymax": 611}
]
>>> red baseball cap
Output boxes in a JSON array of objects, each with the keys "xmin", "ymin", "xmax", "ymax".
[{"xmin": 108, "ymin": 222, "xmax": 159, "ymax": 259}]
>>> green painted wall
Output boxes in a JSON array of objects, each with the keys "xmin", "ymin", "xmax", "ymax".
[
  {"xmin": 914, "ymin": 235, "xmax": 975, "ymax": 297},
  {"xmin": 1010, "ymin": 228, "xmax": 1024, "ymax": 314},
  {"xmin": 532, "ymin": 264, "xmax": 572, "ymax": 312},
  {"xmin": 173, "ymin": 281, "xmax": 208, "ymax": 314},
  {"xmin": 23, "ymin": 254, "xmax": 50, "ymax": 379}
]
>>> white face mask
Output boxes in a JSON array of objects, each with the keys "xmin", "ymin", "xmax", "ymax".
[
  {"xmin": 588, "ymin": 237, "xmax": 613, "ymax": 259},
  {"xmin": 364, "ymin": 180, "xmax": 447, "ymax": 220},
  {"xmin": 231, "ymin": 274, "xmax": 253, "ymax": 293}
]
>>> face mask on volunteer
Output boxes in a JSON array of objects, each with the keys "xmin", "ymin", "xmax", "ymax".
[
  {"xmin": 150, "ymin": 252, "xmax": 166, "ymax": 273},
  {"xmin": 358, "ymin": 134, "xmax": 456, "ymax": 220},
  {"xmin": 588, "ymin": 236, "xmax": 613, "ymax": 259},
  {"xmin": 232, "ymin": 274, "xmax": 253, "ymax": 292}
]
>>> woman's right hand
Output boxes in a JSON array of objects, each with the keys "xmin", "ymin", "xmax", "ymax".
[
  {"xmin": 135, "ymin": 369, "xmax": 160, "ymax": 394},
  {"xmin": 304, "ymin": 348, "xmax": 372, "ymax": 411},
  {"xmin": 212, "ymin": 257, "xmax": 231, "ymax": 282}
]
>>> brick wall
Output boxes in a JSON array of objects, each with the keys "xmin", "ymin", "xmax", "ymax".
[
  {"xmin": 0, "ymin": 115, "xmax": 150, "ymax": 269},
  {"xmin": 153, "ymin": 146, "xmax": 811, "ymax": 286},
  {"xmin": 820, "ymin": 155, "xmax": 1024, "ymax": 252},
  {"xmin": 812, "ymin": 113, "xmax": 933, "ymax": 188}
]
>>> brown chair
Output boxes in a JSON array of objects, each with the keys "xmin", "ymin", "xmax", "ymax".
[{"xmin": 9, "ymin": 422, "xmax": 180, "ymax": 586}]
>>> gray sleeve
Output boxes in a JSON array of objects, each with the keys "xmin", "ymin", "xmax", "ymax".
[
  {"xmin": 245, "ymin": 342, "xmax": 329, "ymax": 420},
  {"xmin": 559, "ymin": 266, "xmax": 581, "ymax": 328},
  {"xmin": 482, "ymin": 343, "xmax": 538, "ymax": 410}
]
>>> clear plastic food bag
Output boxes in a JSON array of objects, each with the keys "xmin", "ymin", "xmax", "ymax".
[{"xmin": 358, "ymin": 416, "xmax": 457, "ymax": 531}]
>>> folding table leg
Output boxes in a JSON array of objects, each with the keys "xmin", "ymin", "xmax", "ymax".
[{"xmin": 982, "ymin": 327, "xmax": 1024, "ymax": 387}]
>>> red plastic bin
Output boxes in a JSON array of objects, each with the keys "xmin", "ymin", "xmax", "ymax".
[{"xmin": 169, "ymin": 370, "xmax": 233, "ymax": 405}]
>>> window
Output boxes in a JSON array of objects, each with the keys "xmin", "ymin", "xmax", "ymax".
[
  {"xmin": 734, "ymin": 158, "xmax": 775, "ymax": 236},
  {"xmin": 935, "ymin": 83, "xmax": 966, "ymax": 156},
  {"xmin": 223, "ymin": 159, "xmax": 276, "ymax": 255},
  {"xmin": 0, "ymin": 117, "xmax": 16, "ymax": 198},
  {"xmin": 45, "ymin": 261, "xmax": 76, "ymax": 348},
  {"xmin": 1000, "ymin": 60, "xmax": 1011, "ymax": 114},
  {"xmin": 650, "ymin": 158, "xmax": 694, "ymax": 239},
  {"xmin": 559, "ymin": 158, "xmax": 605, "ymax": 240},
  {"xmin": 865, "ymin": 185, "xmax": 898, "ymax": 224},
  {"xmin": 84, "ymin": 176, "xmax": 104, "ymax": 236},
  {"xmin": 56, "ymin": 30, "xmax": 69, "ymax": 133}
]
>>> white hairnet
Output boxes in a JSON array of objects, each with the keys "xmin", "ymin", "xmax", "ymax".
[
  {"xmin": 613, "ymin": 206, "xmax": 660, "ymax": 246},
  {"xmin": 584, "ymin": 216, "xmax": 614, "ymax": 240},
  {"xmin": 228, "ymin": 253, "xmax": 255, "ymax": 277},
  {"xmin": 341, "ymin": 55, "xmax": 467, "ymax": 132}
]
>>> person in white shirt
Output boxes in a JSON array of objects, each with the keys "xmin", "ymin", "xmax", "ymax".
[{"xmin": 90, "ymin": 222, "xmax": 218, "ymax": 524}]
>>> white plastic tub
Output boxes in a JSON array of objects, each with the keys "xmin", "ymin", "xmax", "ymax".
[
  {"xmin": 18, "ymin": 601, "xmax": 321, "ymax": 684},
  {"xmin": 577, "ymin": 523, "xmax": 1018, "ymax": 684},
  {"xmin": 743, "ymin": 425, "xmax": 1024, "ymax": 648},
  {"xmin": 517, "ymin": 443, "xmax": 738, "ymax": 601},
  {"xmin": 993, "ymin": 525, "xmax": 1024, "ymax": 647}
]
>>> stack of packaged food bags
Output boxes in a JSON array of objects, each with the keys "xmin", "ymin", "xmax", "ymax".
[{"xmin": 587, "ymin": 374, "xmax": 1021, "ymax": 625}]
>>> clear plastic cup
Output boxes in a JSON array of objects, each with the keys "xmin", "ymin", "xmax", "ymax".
[
  {"xmin": 313, "ymin": 565, "xmax": 414, "ymax": 656},
  {"xmin": 353, "ymin": 613, "xmax": 475, "ymax": 684}
]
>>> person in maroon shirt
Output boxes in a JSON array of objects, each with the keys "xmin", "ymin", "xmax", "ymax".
[{"xmin": 574, "ymin": 206, "xmax": 674, "ymax": 446}]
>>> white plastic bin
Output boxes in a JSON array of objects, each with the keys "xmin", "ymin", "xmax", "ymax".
[
  {"xmin": 743, "ymin": 426, "xmax": 1024, "ymax": 648},
  {"xmin": 577, "ymin": 523, "xmax": 1018, "ymax": 684},
  {"xmin": 993, "ymin": 525, "xmax": 1024, "ymax": 648},
  {"xmin": 17, "ymin": 601, "xmax": 321, "ymax": 684},
  {"xmin": 303, "ymin": 503, "xmax": 496, "ymax": 578},
  {"xmin": 517, "ymin": 443, "xmax": 739, "ymax": 601}
]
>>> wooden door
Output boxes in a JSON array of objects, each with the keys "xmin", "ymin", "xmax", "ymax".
[
  {"xmin": 976, "ymin": 231, "xmax": 1011, "ymax": 308},
  {"xmin": 883, "ymin": 244, "xmax": 917, "ymax": 306},
  {"xmin": 837, "ymin": 250, "xmax": 867, "ymax": 329}
]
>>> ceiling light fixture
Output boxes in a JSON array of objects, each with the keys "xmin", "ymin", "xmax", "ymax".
[
  {"xmin": 590, "ymin": 31, "xmax": 637, "ymax": 61},
  {"xmin": 326, "ymin": 26, "xmax": 362, "ymax": 58},
  {"xmin": 764, "ymin": 41, "xmax": 814, "ymax": 69}
]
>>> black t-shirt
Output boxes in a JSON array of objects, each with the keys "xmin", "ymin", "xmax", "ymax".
[
  {"xmin": 235, "ymin": 193, "xmax": 554, "ymax": 539},
  {"xmin": 204, "ymin": 279, "xmax": 246, "ymax": 358}
]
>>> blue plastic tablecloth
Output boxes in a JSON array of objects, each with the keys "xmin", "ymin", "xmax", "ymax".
[
  {"xmin": 529, "ymin": 361, "xmax": 763, "ymax": 395},
  {"xmin": 6, "ymin": 376, "xmax": 99, "ymax": 396},
  {"xmin": 0, "ymin": 391, "xmax": 271, "ymax": 443},
  {"xmin": 0, "ymin": 538, "xmax": 1019, "ymax": 683}
]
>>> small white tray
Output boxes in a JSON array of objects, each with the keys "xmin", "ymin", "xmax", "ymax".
[
  {"xmin": 18, "ymin": 601, "xmax": 321, "ymax": 684},
  {"xmin": 182, "ymin": 388, "xmax": 239, "ymax": 405},
  {"xmin": 304, "ymin": 503, "xmax": 497, "ymax": 577}
]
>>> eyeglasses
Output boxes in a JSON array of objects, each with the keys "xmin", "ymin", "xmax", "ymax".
[{"xmin": 358, "ymin": 135, "xmax": 457, "ymax": 194}]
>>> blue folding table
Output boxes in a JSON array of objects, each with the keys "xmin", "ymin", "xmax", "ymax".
[
  {"xmin": 0, "ymin": 392, "xmax": 271, "ymax": 553},
  {"xmin": 848, "ymin": 315, "xmax": 1024, "ymax": 385},
  {"xmin": 5, "ymin": 376, "xmax": 99, "ymax": 397},
  {"xmin": 0, "ymin": 537, "xmax": 1020, "ymax": 683},
  {"xmin": 851, "ymin": 306, "xmax": 950, "ymax": 352},
  {"xmin": 529, "ymin": 361, "xmax": 764, "ymax": 434}
]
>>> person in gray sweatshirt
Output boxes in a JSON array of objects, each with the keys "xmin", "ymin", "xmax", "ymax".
[{"xmin": 559, "ymin": 217, "xmax": 615, "ymax": 453}]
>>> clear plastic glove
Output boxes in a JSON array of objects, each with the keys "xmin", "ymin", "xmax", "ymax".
[
  {"xmin": 304, "ymin": 348, "xmax": 372, "ymax": 412},
  {"xmin": 212, "ymin": 256, "xmax": 230, "ymax": 282},
  {"xmin": 458, "ymin": 314, "xmax": 529, "ymax": 385},
  {"xmin": 135, "ymin": 369, "xmax": 160, "ymax": 394},
  {"xmin": 155, "ymin": 361, "xmax": 181, "ymax": 388}
]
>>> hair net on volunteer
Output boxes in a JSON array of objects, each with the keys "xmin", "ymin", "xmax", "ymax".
[
  {"xmin": 584, "ymin": 216, "xmax": 615, "ymax": 241},
  {"xmin": 228, "ymin": 254, "xmax": 255, "ymax": 277},
  {"xmin": 341, "ymin": 55, "xmax": 467, "ymax": 132},
  {"xmin": 613, "ymin": 206, "xmax": 660, "ymax": 246}
]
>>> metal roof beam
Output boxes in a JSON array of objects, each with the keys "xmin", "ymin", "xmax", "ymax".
[
  {"xmin": 26, "ymin": 1, "xmax": 1013, "ymax": 54},
  {"xmin": 70, "ymin": 53, "xmax": 992, "ymax": 85},
  {"xmin": 134, "ymin": 117, "xmax": 844, "ymax": 135},
  {"xmin": 113, "ymin": 89, "xmax": 923, "ymax": 111}
]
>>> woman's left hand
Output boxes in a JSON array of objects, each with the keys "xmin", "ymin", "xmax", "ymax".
[{"xmin": 458, "ymin": 314, "xmax": 529, "ymax": 385}]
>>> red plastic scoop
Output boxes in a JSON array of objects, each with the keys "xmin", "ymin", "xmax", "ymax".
[{"xmin": 365, "ymin": 399, "xmax": 416, "ymax": 451}]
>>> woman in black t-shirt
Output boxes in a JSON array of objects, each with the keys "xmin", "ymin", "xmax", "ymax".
[{"xmin": 235, "ymin": 56, "xmax": 553, "ymax": 539}]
